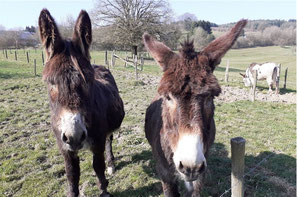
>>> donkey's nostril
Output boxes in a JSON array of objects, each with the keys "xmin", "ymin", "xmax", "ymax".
[
  {"xmin": 81, "ymin": 132, "xmax": 86, "ymax": 141},
  {"xmin": 179, "ymin": 161, "xmax": 184, "ymax": 170},
  {"xmin": 62, "ymin": 133, "xmax": 68, "ymax": 143},
  {"xmin": 198, "ymin": 162, "xmax": 206, "ymax": 173}
]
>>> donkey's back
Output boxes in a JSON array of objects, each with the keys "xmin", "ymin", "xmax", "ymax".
[{"xmin": 93, "ymin": 65, "xmax": 125, "ymax": 132}]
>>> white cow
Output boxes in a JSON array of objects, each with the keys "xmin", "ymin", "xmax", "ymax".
[{"xmin": 240, "ymin": 62, "xmax": 281, "ymax": 93}]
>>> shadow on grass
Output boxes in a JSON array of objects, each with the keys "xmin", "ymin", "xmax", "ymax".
[
  {"xmin": 115, "ymin": 150, "xmax": 155, "ymax": 176},
  {"xmin": 114, "ymin": 150, "xmax": 162, "ymax": 197},
  {"xmin": 112, "ymin": 182, "xmax": 162, "ymax": 197}
]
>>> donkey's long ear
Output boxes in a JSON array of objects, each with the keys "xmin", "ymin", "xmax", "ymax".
[
  {"xmin": 202, "ymin": 20, "xmax": 247, "ymax": 70},
  {"xmin": 143, "ymin": 33, "xmax": 177, "ymax": 71},
  {"xmin": 72, "ymin": 10, "xmax": 92, "ymax": 60},
  {"xmin": 39, "ymin": 9, "xmax": 64, "ymax": 60}
]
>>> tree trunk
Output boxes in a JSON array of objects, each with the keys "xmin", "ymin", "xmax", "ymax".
[{"xmin": 132, "ymin": 45, "xmax": 137, "ymax": 56}]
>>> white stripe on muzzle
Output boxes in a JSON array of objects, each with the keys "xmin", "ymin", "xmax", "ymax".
[{"xmin": 173, "ymin": 133, "xmax": 206, "ymax": 168}]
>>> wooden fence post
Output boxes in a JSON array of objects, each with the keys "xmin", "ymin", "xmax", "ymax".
[
  {"xmin": 135, "ymin": 55, "xmax": 138, "ymax": 80},
  {"xmin": 112, "ymin": 52, "xmax": 115, "ymax": 67},
  {"xmin": 251, "ymin": 70, "xmax": 257, "ymax": 102},
  {"xmin": 283, "ymin": 67, "xmax": 288, "ymax": 89},
  {"xmin": 15, "ymin": 50, "xmax": 17, "ymax": 61},
  {"xmin": 225, "ymin": 59, "xmax": 230, "ymax": 83},
  {"xmin": 26, "ymin": 51, "xmax": 30, "ymax": 63},
  {"xmin": 110, "ymin": 51, "xmax": 114, "ymax": 68},
  {"xmin": 105, "ymin": 50, "xmax": 108, "ymax": 66},
  {"xmin": 5, "ymin": 50, "xmax": 8, "ymax": 59},
  {"xmin": 34, "ymin": 59, "xmax": 36, "ymax": 76},
  {"xmin": 231, "ymin": 137, "xmax": 246, "ymax": 197},
  {"xmin": 41, "ymin": 51, "xmax": 44, "ymax": 65},
  {"xmin": 140, "ymin": 54, "xmax": 144, "ymax": 71},
  {"xmin": 276, "ymin": 64, "xmax": 281, "ymax": 94},
  {"xmin": 124, "ymin": 56, "xmax": 128, "ymax": 67}
]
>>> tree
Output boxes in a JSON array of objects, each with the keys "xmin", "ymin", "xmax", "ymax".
[
  {"xmin": 58, "ymin": 15, "xmax": 76, "ymax": 38},
  {"xmin": 177, "ymin": 12, "xmax": 197, "ymax": 22},
  {"xmin": 191, "ymin": 27, "xmax": 215, "ymax": 51},
  {"xmin": 91, "ymin": 0, "xmax": 172, "ymax": 54},
  {"xmin": 193, "ymin": 20, "xmax": 213, "ymax": 34},
  {"xmin": 25, "ymin": 26, "xmax": 36, "ymax": 33}
]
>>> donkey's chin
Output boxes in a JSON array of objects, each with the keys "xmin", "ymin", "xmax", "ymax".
[
  {"xmin": 178, "ymin": 172, "xmax": 199, "ymax": 182},
  {"xmin": 63, "ymin": 141, "xmax": 89, "ymax": 152},
  {"xmin": 64, "ymin": 144, "xmax": 83, "ymax": 152}
]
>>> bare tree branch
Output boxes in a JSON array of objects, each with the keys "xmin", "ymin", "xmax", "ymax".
[{"xmin": 91, "ymin": 0, "xmax": 172, "ymax": 52}]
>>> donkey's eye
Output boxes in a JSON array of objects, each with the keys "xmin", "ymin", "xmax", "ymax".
[{"xmin": 166, "ymin": 95, "xmax": 171, "ymax": 101}]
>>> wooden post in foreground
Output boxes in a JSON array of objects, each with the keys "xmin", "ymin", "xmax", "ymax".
[
  {"xmin": 231, "ymin": 137, "xmax": 246, "ymax": 197},
  {"xmin": 225, "ymin": 59, "xmax": 230, "ymax": 83},
  {"xmin": 283, "ymin": 68, "xmax": 288, "ymax": 89},
  {"xmin": 5, "ymin": 50, "xmax": 8, "ymax": 59},
  {"xmin": 15, "ymin": 50, "xmax": 17, "ymax": 61},
  {"xmin": 251, "ymin": 71, "xmax": 257, "ymax": 102},
  {"xmin": 34, "ymin": 59, "xmax": 36, "ymax": 76}
]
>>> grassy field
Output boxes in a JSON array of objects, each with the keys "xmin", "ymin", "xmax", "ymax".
[
  {"xmin": 91, "ymin": 46, "xmax": 296, "ymax": 92},
  {"xmin": 0, "ymin": 46, "xmax": 296, "ymax": 196}
]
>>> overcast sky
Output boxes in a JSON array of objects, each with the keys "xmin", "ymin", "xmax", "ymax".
[{"xmin": 0, "ymin": 0, "xmax": 295, "ymax": 29}]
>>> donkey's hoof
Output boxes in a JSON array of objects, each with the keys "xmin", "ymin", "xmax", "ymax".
[
  {"xmin": 107, "ymin": 166, "xmax": 115, "ymax": 175},
  {"xmin": 100, "ymin": 191, "xmax": 113, "ymax": 197}
]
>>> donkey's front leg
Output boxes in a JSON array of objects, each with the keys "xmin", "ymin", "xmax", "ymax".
[
  {"xmin": 161, "ymin": 180, "xmax": 180, "ymax": 197},
  {"xmin": 93, "ymin": 150, "xmax": 112, "ymax": 197},
  {"xmin": 62, "ymin": 151, "xmax": 80, "ymax": 197},
  {"xmin": 105, "ymin": 134, "xmax": 115, "ymax": 175}
]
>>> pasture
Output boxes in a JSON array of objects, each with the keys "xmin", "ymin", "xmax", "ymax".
[{"xmin": 0, "ymin": 46, "xmax": 296, "ymax": 196}]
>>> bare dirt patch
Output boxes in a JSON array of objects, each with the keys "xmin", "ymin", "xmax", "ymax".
[{"xmin": 216, "ymin": 86, "xmax": 296, "ymax": 104}]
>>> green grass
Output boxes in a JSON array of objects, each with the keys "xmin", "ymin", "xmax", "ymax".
[
  {"xmin": 0, "ymin": 47, "xmax": 296, "ymax": 196},
  {"xmin": 217, "ymin": 46, "xmax": 296, "ymax": 92}
]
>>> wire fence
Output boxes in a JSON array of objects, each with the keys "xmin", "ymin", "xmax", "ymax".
[{"xmin": 219, "ymin": 142, "xmax": 295, "ymax": 197}]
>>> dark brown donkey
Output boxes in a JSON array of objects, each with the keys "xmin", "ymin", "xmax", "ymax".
[
  {"xmin": 144, "ymin": 20, "xmax": 247, "ymax": 196},
  {"xmin": 39, "ymin": 9, "xmax": 124, "ymax": 197}
]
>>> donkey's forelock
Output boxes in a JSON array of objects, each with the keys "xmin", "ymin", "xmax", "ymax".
[
  {"xmin": 179, "ymin": 40, "xmax": 196, "ymax": 59},
  {"xmin": 43, "ymin": 47, "xmax": 95, "ymax": 110}
]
